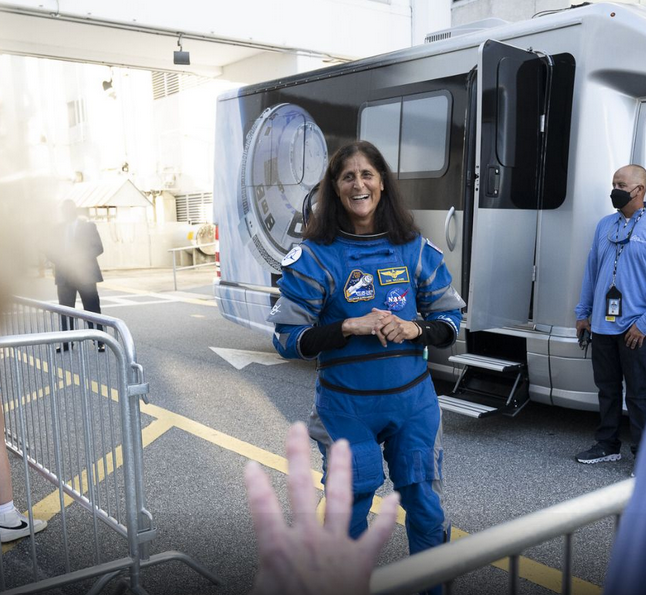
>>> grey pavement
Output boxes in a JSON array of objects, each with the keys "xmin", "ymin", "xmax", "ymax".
[
  {"xmin": 16, "ymin": 266, "xmax": 219, "ymax": 303},
  {"xmin": 3, "ymin": 265, "xmax": 629, "ymax": 595}
]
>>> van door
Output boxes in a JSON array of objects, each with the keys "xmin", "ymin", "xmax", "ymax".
[{"xmin": 467, "ymin": 40, "xmax": 546, "ymax": 332}]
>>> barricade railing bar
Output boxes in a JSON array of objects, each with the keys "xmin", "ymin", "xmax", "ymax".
[
  {"xmin": 168, "ymin": 243, "xmax": 219, "ymax": 291},
  {"xmin": 0, "ymin": 299, "xmax": 219, "ymax": 594},
  {"xmin": 370, "ymin": 478, "xmax": 633, "ymax": 594}
]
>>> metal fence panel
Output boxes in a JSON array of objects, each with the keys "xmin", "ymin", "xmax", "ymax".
[{"xmin": 0, "ymin": 299, "xmax": 219, "ymax": 594}]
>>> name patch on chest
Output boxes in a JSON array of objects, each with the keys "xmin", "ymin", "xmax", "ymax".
[
  {"xmin": 344, "ymin": 270, "xmax": 375, "ymax": 302},
  {"xmin": 377, "ymin": 266, "xmax": 409, "ymax": 286}
]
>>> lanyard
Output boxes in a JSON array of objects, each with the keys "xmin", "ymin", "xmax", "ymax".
[{"xmin": 611, "ymin": 207, "xmax": 645, "ymax": 286}]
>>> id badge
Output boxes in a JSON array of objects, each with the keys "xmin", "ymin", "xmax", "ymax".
[{"xmin": 605, "ymin": 285, "xmax": 622, "ymax": 321}]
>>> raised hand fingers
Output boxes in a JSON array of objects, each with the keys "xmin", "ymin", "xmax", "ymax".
[
  {"xmin": 323, "ymin": 439, "xmax": 353, "ymax": 536},
  {"xmin": 245, "ymin": 460, "xmax": 286, "ymax": 556},
  {"xmin": 286, "ymin": 422, "xmax": 318, "ymax": 533},
  {"xmin": 358, "ymin": 492, "xmax": 400, "ymax": 561}
]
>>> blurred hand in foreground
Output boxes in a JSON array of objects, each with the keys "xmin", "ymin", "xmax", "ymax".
[{"xmin": 245, "ymin": 422, "xmax": 399, "ymax": 595}]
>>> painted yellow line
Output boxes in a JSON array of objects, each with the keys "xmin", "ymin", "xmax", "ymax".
[
  {"xmin": 6, "ymin": 352, "xmax": 601, "ymax": 594},
  {"xmin": 2, "ymin": 418, "xmax": 173, "ymax": 555},
  {"xmin": 140, "ymin": 401, "xmax": 601, "ymax": 595}
]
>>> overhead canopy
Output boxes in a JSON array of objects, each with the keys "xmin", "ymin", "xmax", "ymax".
[{"xmin": 63, "ymin": 179, "xmax": 152, "ymax": 209}]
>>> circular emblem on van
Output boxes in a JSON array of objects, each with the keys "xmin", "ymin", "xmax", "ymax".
[{"xmin": 239, "ymin": 104, "xmax": 328, "ymax": 272}]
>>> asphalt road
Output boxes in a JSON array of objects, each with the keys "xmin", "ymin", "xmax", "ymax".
[{"xmin": 2, "ymin": 269, "xmax": 636, "ymax": 595}]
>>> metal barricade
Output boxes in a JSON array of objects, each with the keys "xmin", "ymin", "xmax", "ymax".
[
  {"xmin": 0, "ymin": 298, "xmax": 219, "ymax": 594},
  {"xmin": 370, "ymin": 478, "xmax": 633, "ymax": 595}
]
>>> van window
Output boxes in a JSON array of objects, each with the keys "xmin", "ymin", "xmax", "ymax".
[
  {"xmin": 359, "ymin": 99, "xmax": 401, "ymax": 171},
  {"xmin": 359, "ymin": 90, "xmax": 452, "ymax": 179},
  {"xmin": 400, "ymin": 92, "xmax": 450, "ymax": 178}
]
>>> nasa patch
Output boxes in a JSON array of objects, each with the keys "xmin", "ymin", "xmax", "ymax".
[
  {"xmin": 344, "ymin": 270, "xmax": 375, "ymax": 302},
  {"xmin": 281, "ymin": 245, "xmax": 302, "ymax": 267},
  {"xmin": 385, "ymin": 287, "xmax": 409, "ymax": 312}
]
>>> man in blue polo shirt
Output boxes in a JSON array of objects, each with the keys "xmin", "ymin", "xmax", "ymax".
[{"xmin": 575, "ymin": 164, "xmax": 646, "ymax": 473}]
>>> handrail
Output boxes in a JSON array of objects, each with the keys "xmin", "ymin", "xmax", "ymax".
[
  {"xmin": 167, "ymin": 242, "xmax": 218, "ymax": 253},
  {"xmin": 168, "ymin": 243, "xmax": 219, "ymax": 290},
  {"xmin": 371, "ymin": 478, "xmax": 634, "ymax": 594}
]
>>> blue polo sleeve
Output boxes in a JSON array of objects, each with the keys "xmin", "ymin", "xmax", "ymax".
[{"xmin": 575, "ymin": 221, "xmax": 602, "ymax": 321}]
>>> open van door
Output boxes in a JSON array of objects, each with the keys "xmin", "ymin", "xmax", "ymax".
[{"xmin": 467, "ymin": 40, "xmax": 548, "ymax": 332}]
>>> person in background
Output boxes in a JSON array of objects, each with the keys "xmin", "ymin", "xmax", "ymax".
[
  {"xmin": 574, "ymin": 165, "xmax": 646, "ymax": 474},
  {"xmin": 46, "ymin": 199, "xmax": 105, "ymax": 352},
  {"xmin": 267, "ymin": 140, "xmax": 464, "ymax": 594}
]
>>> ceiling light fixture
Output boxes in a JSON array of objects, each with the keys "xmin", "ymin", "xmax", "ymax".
[{"xmin": 173, "ymin": 34, "xmax": 190, "ymax": 65}]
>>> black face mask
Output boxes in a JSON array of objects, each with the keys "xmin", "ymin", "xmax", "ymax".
[{"xmin": 611, "ymin": 188, "xmax": 634, "ymax": 210}]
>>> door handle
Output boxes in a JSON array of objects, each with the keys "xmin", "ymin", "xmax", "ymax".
[{"xmin": 444, "ymin": 206, "xmax": 457, "ymax": 252}]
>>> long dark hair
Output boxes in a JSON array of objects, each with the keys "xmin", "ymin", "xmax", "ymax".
[{"xmin": 303, "ymin": 141, "xmax": 419, "ymax": 244}]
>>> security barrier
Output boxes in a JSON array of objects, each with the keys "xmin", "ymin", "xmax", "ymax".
[
  {"xmin": 0, "ymin": 298, "xmax": 218, "ymax": 594},
  {"xmin": 370, "ymin": 473, "xmax": 632, "ymax": 595}
]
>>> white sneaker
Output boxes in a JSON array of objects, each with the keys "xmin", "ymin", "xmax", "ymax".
[{"xmin": 0, "ymin": 506, "xmax": 47, "ymax": 543}]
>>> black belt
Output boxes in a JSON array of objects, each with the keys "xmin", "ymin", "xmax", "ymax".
[
  {"xmin": 316, "ymin": 349, "xmax": 423, "ymax": 371},
  {"xmin": 318, "ymin": 370, "xmax": 430, "ymax": 396}
]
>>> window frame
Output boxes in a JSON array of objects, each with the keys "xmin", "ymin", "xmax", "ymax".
[{"xmin": 358, "ymin": 89, "xmax": 453, "ymax": 180}]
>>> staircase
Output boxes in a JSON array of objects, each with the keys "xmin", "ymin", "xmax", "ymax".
[{"xmin": 438, "ymin": 353, "xmax": 530, "ymax": 418}]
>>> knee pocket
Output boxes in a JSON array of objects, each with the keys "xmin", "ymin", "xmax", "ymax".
[
  {"xmin": 389, "ymin": 447, "xmax": 443, "ymax": 489},
  {"xmin": 314, "ymin": 406, "xmax": 385, "ymax": 492},
  {"xmin": 351, "ymin": 440, "xmax": 385, "ymax": 492}
]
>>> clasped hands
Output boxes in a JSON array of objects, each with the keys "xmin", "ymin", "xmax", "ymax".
[{"xmin": 342, "ymin": 308, "xmax": 420, "ymax": 347}]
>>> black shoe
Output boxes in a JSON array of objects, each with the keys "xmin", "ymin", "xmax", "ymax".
[
  {"xmin": 97, "ymin": 343, "xmax": 106, "ymax": 353},
  {"xmin": 575, "ymin": 443, "xmax": 621, "ymax": 464},
  {"xmin": 55, "ymin": 343, "xmax": 71, "ymax": 353}
]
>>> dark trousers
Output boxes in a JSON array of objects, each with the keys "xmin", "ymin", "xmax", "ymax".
[
  {"xmin": 592, "ymin": 332, "xmax": 646, "ymax": 455},
  {"xmin": 57, "ymin": 282, "xmax": 103, "ymax": 337}
]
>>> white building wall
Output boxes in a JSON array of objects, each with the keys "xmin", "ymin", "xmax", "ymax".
[
  {"xmin": 0, "ymin": 0, "xmax": 415, "ymax": 68},
  {"xmin": 0, "ymin": 0, "xmax": 458, "ymax": 269},
  {"xmin": 452, "ymin": 0, "xmax": 646, "ymax": 26}
]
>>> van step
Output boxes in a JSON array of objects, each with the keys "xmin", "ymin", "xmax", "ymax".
[
  {"xmin": 449, "ymin": 353, "xmax": 523, "ymax": 373},
  {"xmin": 446, "ymin": 353, "xmax": 530, "ymax": 418},
  {"xmin": 438, "ymin": 394, "xmax": 499, "ymax": 418}
]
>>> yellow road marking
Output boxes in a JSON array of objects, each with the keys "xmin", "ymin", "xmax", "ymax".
[
  {"xmin": 2, "ymin": 418, "xmax": 173, "ymax": 555},
  {"xmin": 5, "ymin": 352, "xmax": 601, "ymax": 594},
  {"xmin": 141, "ymin": 401, "xmax": 600, "ymax": 594}
]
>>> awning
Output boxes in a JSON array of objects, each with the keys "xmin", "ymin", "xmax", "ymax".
[{"xmin": 63, "ymin": 179, "xmax": 152, "ymax": 208}]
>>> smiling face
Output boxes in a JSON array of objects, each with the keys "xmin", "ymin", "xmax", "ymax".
[{"xmin": 334, "ymin": 152, "xmax": 384, "ymax": 234}]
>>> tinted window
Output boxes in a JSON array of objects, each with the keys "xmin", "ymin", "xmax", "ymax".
[
  {"xmin": 359, "ymin": 90, "xmax": 452, "ymax": 179},
  {"xmin": 359, "ymin": 100, "xmax": 401, "ymax": 171},
  {"xmin": 400, "ymin": 92, "xmax": 450, "ymax": 178}
]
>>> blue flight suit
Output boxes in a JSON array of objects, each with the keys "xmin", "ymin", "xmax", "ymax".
[{"xmin": 268, "ymin": 231, "xmax": 464, "ymax": 587}]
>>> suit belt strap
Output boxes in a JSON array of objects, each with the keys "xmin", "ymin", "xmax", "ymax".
[
  {"xmin": 318, "ymin": 370, "xmax": 429, "ymax": 396},
  {"xmin": 316, "ymin": 349, "xmax": 422, "ymax": 371}
]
